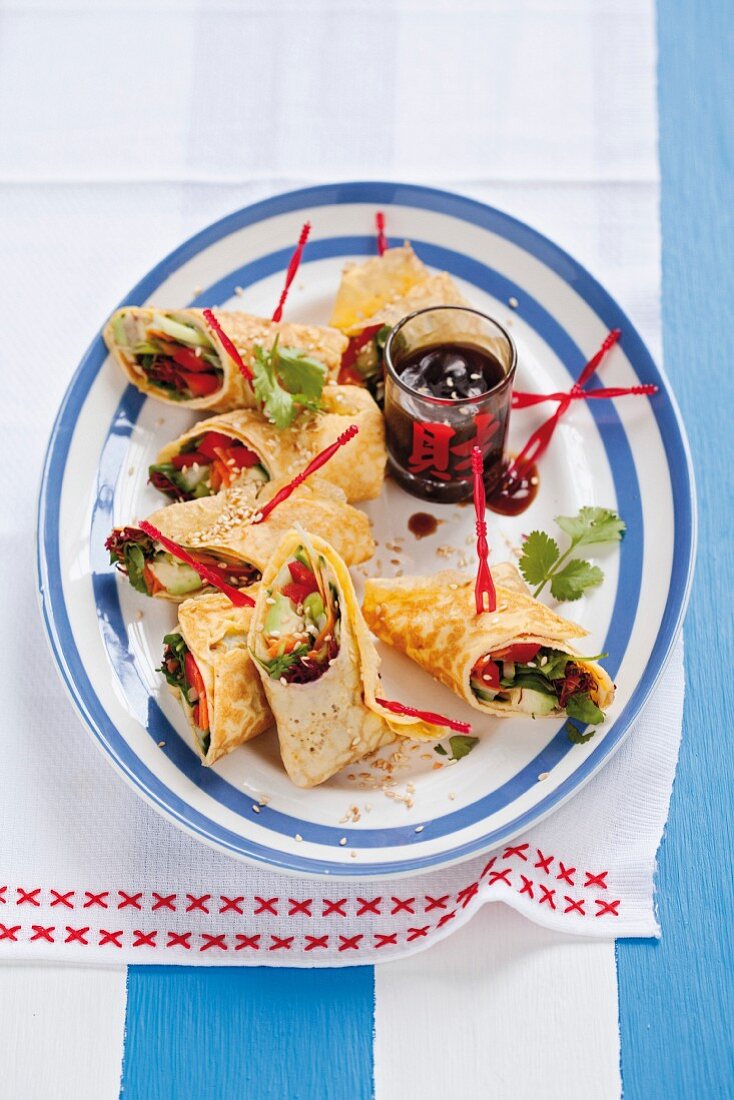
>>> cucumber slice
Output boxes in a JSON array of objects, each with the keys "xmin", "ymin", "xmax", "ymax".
[
  {"xmin": 151, "ymin": 312, "xmax": 212, "ymax": 348},
  {"xmin": 265, "ymin": 592, "xmax": 303, "ymax": 637},
  {"xmin": 514, "ymin": 688, "xmax": 559, "ymax": 717},
  {"xmin": 112, "ymin": 312, "xmax": 128, "ymax": 346},
  {"xmin": 149, "ymin": 557, "xmax": 202, "ymax": 596}
]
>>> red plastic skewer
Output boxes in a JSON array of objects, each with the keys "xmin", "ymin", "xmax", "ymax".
[
  {"xmin": 251, "ymin": 424, "xmax": 359, "ymax": 525},
  {"xmin": 202, "ymin": 308, "xmax": 254, "ymax": 383},
  {"xmin": 472, "ymin": 446, "xmax": 496, "ymax": 614},
  {"xmin": 505, "ymin": 329, "xmax": 622, "ymax": 485},
  {"xmin": 272, "ymin": 222, "xmax": 311, "ymax": 323},
  {"xmin": 375, "ymin": 211, "xmax": 388, "ymax": 255},
  {"xmin": 375, "ymin": 697, "xmax": 472, "ymax": 734},
  {"xmin": 138, "ymin": 521, "xmax": 255, "ymax": 607},
  {"xmin": 512, "ymin": 382, "xmax": 658, "ymax": 409}
]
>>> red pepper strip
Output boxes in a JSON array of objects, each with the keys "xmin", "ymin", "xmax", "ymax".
[
  {"xmin": 472, "ymin": 446, "xmax": 496, "ymax": 614},
  {"xmin": 506, "ymin": 329, "xmax": 622, "ymax": 486},
  {"xmin": 375, "ymin": 211, "xmax": 388, "ymax": 255},
  {"xmin": 202, "ymin": 308, "xmax": 254, "ymax": 383},
  {"xmin": 251, "ymin": 424, "xmax": 359, "ymax": 525},
  {"xmin": 340, "ymin": 323, "xmax": 383, "ymax": 373},
  {"xmin": 138, "ymin": 520, "xmax": 255, "ymax": 607},
  {"xmin": 512, "ymin": 383, "xmax": 658, "ymax": 409},
  {"xmin": 375, "ymin": 697, "xmax": 472, "ymax": 734},
  {"xmin": 272, "ymin": 222, "xmax": 311, "ymax": 323}
]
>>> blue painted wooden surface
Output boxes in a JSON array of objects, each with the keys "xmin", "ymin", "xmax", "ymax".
[
  {"xmin": 122, "ymin": 966, "xmax": 374, "ymax": 1100},
  {"xmin": 616, "ymin": 1, "xmax": 734, "ymax": 1096}
]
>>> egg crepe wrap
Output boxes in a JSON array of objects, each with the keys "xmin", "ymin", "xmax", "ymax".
[
  {"xmin": 248, "ymin": 530, "xmax": 459, "ymax": 788},
  {"xmin": 329, "ymin": 244, "xmax": 432, "ymax": 335},
  {"xmin": 103, "ymin": 307, "xmax": 347, "ymax": 413},
  {"xmin": 106, "ymin": 477, "xmax": 374, "ymax": 603},
  {"xmin": 151, "ymin": 384, "xmax": 385, "ymax": 503},
  {"xmin": 362, "ymin": 563, "xmax": 615, "ymax": 731},
  {"xmin": 161, "ymin": 591, "xmax": 272, "ymax": 765}
]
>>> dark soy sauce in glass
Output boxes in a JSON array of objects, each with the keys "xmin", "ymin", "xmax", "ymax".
[{"xmin": 398, "ymin": 342, "xmax": 506, "ymax": 401}]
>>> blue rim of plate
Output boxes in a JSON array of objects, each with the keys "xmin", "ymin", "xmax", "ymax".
[{"xmin": 36, "ymin": 181, "xmax": 697, "ymax": 877}]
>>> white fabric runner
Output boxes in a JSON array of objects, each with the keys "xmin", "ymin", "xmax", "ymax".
[{"xmin": 1, "ymin": 0, "xmax": 677, "ymax": 964}]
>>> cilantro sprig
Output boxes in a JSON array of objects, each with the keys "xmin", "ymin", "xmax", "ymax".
[
  {"xmin": 434, "ymin": 735, "xmax": 479, "ymax": 761},
  {"xmin": 252, "ymin": 338, "xmax": 328, "ymax": 429},
  {"xmin": 519, "ymin": 507, "xmax": 625, "ymax": 601}
]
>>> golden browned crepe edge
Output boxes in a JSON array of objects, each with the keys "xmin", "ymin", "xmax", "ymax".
[{"xmin": 329, "ymin": 245, "xmax": 431, "ymax": 334}]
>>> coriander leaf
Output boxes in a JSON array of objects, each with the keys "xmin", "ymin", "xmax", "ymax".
[
  {"xmin": 565, "ymin": 692, "xmax": 605, "ymax": 725},
  {"xmin": 276, "ymin": 346, "xmax": 328, "ymax": 400},
  {"xmin": 252, "ymin": 343, "xmax": 296, "ymax": 429},
  {"xmin": 448, "ymin": 734, "xmax": 479, "ymax": 760},
  {"xmin": 549, "ymin": 559, "xmax": 604, "ymax": 601},
  {"xmin": 565, "ymin": 720, "xmax": 597, "ymax": 744},
  {"xmin": 540, "ymin": 649, "xmax": 573, "ymax": 680},
  {"xmin": 556, "ymin": 507, "xmax": 625, "ymax": 548},
  {"xmin": 519, "ymin": 530, "xmax": 559, "ymax": 587},
  {"xmin": 125, "ymin": 543, "xmax": 149, "ymax": 595},
  {"xmin": 433, "ymin": 743, "xmax": 448, "ymax": 756},
  {"xmin": 258, "ymin": 643, "xmax": 310, "ymax": 680}
]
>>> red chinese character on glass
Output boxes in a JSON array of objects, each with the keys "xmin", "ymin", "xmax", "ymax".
[
  {"xmin": 450, "ymin": 413, "xmax": 501, "ymax": 475},
  {"xmin": 407, "ymin": 421, "xmax": 455, "ymax": 481}
]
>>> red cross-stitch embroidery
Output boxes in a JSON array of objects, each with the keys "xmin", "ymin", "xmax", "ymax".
[
  {"xmin": 407, "ymin": 422, "xmax": 454, "ymax": 480},
  {"xmin": 152, "ymin": 892, "xmax": 177, "ymax": 912},
  {"xmin": 356, "ymin": 897, "xmax": 382, "ymax": 916},
  {"xmin": 374, "ymin": 933, "xmax": 398, "ymax": 949},
  {"xmin": 132, "ymin": 930, "xmax": 157, "ymax": 948},
  {"xmin": 83, "ymin": 891, "xmax": 109, "ymax": 909},
  {"xmin": 288, "ymin": 898, "xmax": 312, "ymax": 917},
  {"xmin": 323, "ymin": 899, "xmax": 347, "ymax": 917},
  {"xmin": 99, "ymin": 929, "xmax": 123, "ymax": 948},
  {"xmin": 0, "ymin": 886, "xmax": 6, "ymax": 904},
  {"xmin": 406, "ymin": 926, "xmax": 430, "ymax": 941},
  {"xmin": 30, "ymin": 925, "xmax": 55, "ymax": 943},
  {"xmin": 186, "ymin": 893, "xmax": 211, "ymax": 914},
  {"xmin": 563, "ymin": 896, "xmax": 586, "ymax": 916},
  {"xmin": 503, "ymin": 843, "xmax": 530, "ymax": 862},
  {"xmin": 437, "ymin": 910, "xmax": 456, "ymax": 928},
  {"xmin": 255, "ymin": 896, "xmax": 279, "ymax": 916},
  {"xmin": 0, "ymin": 924, "xmax": 20, "ymax": 941},
  {"xmin": 200, "ymin": 933, "xmax": 227, "ymax": 951},
  {"xmin": 519, "ymin": 875, "xmax": 535, "ymax": 899},
  {"xmin": 456, "ymin": 882, "xmax": 480, "ymax": 907},
  {"xmin": 538, "ymin": 885, "xmax": 556, "ymax": 909},
  {"xmin": 480, "ymin": 857, "xmax": 497, "ymax": 878},
  {"xmin": 269, "ymin": 935, "xmax": 294, "ymax": 951},
  {"xmin": 557, "ymin": 862, "xmax": 576, "ymax": 886},
  {"xmin": 17, "ymin": 887, "xmax": 41, "ymax": 907},
  {"xmin": 424, "ymin": 894, "xmax": 450, "ymax": 912},
  {"xmin": 50, "ymin": 890, "xmax": 74, "ymax": 909},
  {"xmin": 585, "ymin": 871, "xmax": 608, "ymax": 890},
  {"xmin": 488, "ymin": 868, "xmax": 511, "ymax": 887},
  {"xmin": 65, "ymin": 926, "xmax": 89, "ymax": 945},
  {"xmin": 219, "ymin": 896, "xmax": 245, "ymax": 915},
  {"xmin": 118, "ymin": 891, "xmax": 143, "ymax": 910},
  {"xmin": 595, "ymin": 899, "xmax": 621, "ymax": 917},
  {"xmin": 166, "ymin": 931, "xmax": 191, "ymax": 949},
  {"xmin": 338, "ymin": 934, "xmax": 363, "ymax": 951},
  {"xmin": 390, "ymin": 897, "xmax": 415, "ymax": 915},
  {"xmin": 304, "ymin": 935, "xmax": 329, "ymax": 951},
  {"xmin": 535, "ymin": 849, "xmax": 554, "ymax": 874},
  {"xmin": 235, "ymin": 934, "xmax": 260, "ymax": 951}
]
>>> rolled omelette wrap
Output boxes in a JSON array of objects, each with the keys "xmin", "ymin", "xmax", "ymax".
[
  {"xmin": 106, "ymin": 477, "xmax": 374, "ymax": 602},
  {"xmin": 363, "ymin": 563, "xmax": 615, "ymax": 730},
  {"xmin": 103, "ymin": 308, "xmax": 347, "ymax": 412},
  {"xmin": 149, "ymin": 385, "xmax": 385, "ymax": 503},
  {"xmin": 159, "ymin": 591, "xmax": 272, "ymax": 765},
  {"xmin": 248, "ymin": 530, "xmax": 457, "ymax": 788}
]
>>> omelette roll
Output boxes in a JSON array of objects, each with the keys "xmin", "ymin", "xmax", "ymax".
[
  {"xmin": 363, "ymin": 563, "xmax": 615, "ymax": 729},
  {"xmin": 159, "ymin": 591, "xmax": 272, "ymax": 765},
  {"xmin": 248, "ymin": 530, "xmax": 451, "ymax": 788},
  {"xmin": 106, "ymin": 477, "xmax": 375, "ymax": 603},
  {"xmin": 149, "ymin": 385, "xmax": 385, "ymax": 504},
  {"xmin": 103, "ymin": 308, "xmax": 347, "ymax": 413}
]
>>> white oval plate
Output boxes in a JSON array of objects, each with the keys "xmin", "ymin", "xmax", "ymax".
[{"xmin": 37, "ymin": 182, "xmax": 695, "ymax": 878}]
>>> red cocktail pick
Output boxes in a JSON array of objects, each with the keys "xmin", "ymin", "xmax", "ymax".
[
  {"xmin": 506, "ymin": 329, "xmax": 624, "ymax": 485},
  {"xmin": 512, "ymin": 383, "xmax": 658, "ymax": 409},
  {"xmin": 375, "ymin": 697, "xmax": 472, "ymax": 734},
  {"xmin": 138, "ymin": 521, "xmax": 255, "ymax": 607},
  {"xmin": 202, "ymin": 308, "xmax": 254, "ymax": 383},
  {"xmin": 272, "ymin": 222, "xmax": 311, "ymax": 323},
  {"xmin": 471, "ymin": 446, "xmax": 496, "ymax": 614},
  {"xmin": 375, "ymin": 211, "xmax": 388, "ymax": 255},
  {"xmin": 251, "ymin": 424, "xmax": 359, "ymax": 525}
]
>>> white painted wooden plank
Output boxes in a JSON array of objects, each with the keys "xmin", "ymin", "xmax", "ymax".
[
  {"xmin": 375, "ymin": 903, "xmax": 620, "ymax": 1100},
  {"xmin": 0, "ymin": 965, "xmax": 127, "ymax": 1100}
]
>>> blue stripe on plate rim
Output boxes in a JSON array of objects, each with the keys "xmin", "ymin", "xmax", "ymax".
[{"xmin": 36, "ymin": 181, "xmax": 697, "ymax": 877}]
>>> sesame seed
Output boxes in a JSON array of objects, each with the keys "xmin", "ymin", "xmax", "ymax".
[
  {"xmin": 339, "ymin": 837, "xmax": 347, "ymax": 846},
  {"xmin": 538, "ymin": 772, "xmax": 549, "ymax": 782},
  {"xmin": 157, "ymin": 741, "xmax": 166, "ymax": 748},
  {"xmin": 448, "ymin": 791, "xmax": 456, "ymax": 800},
  {"xmin": 509, "ymin": 296, "xmax": 519, "ymax": 309},
  {"xmin": 294, "ymin": 833, "xmax": 303, "ymax": 842},
  {"xmin": 415, "ymin": 825, "xmax": 424, "ymax": 833},
  {"xmin": 252, "ymin": 804, "xmax": 261, "ymax": 813},
  {"xmin": 350, "ymin": 851, "xmax": 357, "ymax": 858}
]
